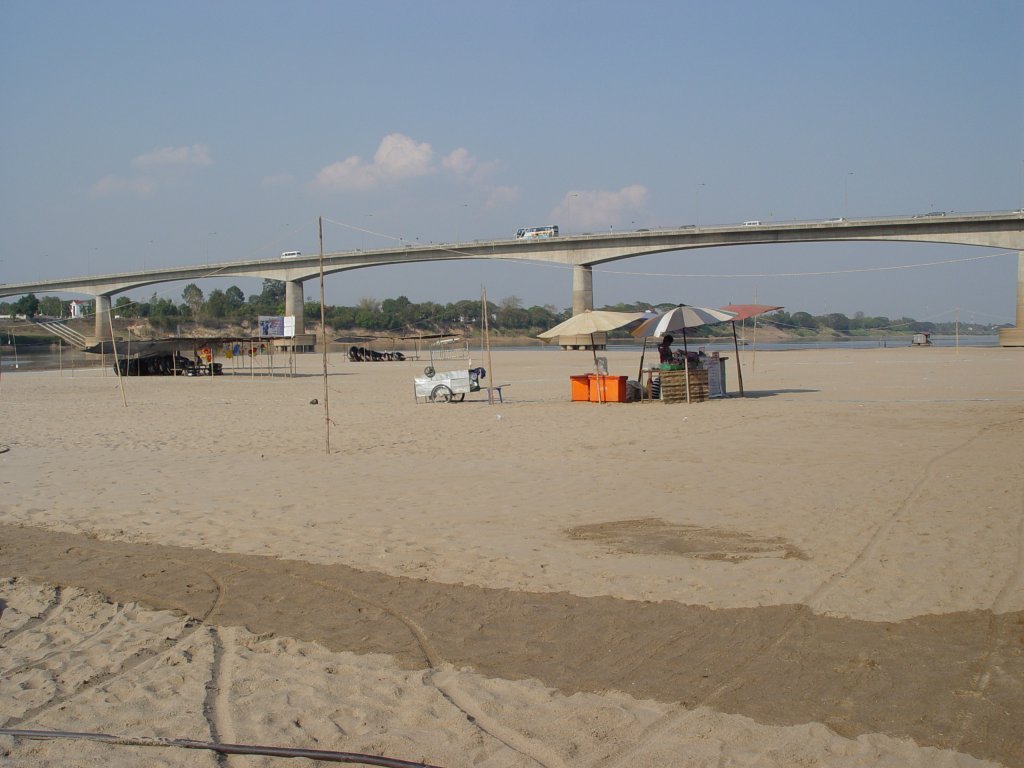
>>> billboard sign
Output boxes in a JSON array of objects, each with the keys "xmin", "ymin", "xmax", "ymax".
[{"xmin": 258, "ymin": 316, "xmax": 295, "ymax": 338}]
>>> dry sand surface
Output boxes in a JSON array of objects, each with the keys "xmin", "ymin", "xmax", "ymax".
[{"xmin": 1, "ymin": 345, "xmax": 1022, "ymax": 767}]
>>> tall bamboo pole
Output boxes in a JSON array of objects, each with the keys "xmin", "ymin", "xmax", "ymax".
[
  {"xmin": 108, "ymin": 309, "xmax": 127, "ymax": 407},
  {"xmin": 481, "ymin": 286, "xmax": 495, "ymax": 404},
  {"xmin": 320, "ymin": 216, "xmax": 331, "ymax": 453}
]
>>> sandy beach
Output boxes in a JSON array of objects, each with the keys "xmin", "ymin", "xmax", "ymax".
[{"xmin": 1, "ymin": 345, "xmax": 1022, "ymax": 767}]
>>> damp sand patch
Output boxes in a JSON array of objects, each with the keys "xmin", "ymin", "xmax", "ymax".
[{"xmin": 566, "ymin": 517, "xmax": 808, "ymax": 562}]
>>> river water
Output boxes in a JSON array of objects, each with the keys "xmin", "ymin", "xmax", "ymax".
[{"xmin": 0, "ymin": 335, "xmax": 1003, "ymax": 373}]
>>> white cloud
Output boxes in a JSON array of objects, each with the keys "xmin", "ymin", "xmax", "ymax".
[
  {"xmin": 485, "ymin": 185, "xmax": 520, "ymax": 209},
  {"xmin": 313, "ymin": 133, "xmax": 435, "ymax": 192},
  {"xmin": 312, "ymin": 134, "xmax": 501, "ymax": 193},
  {"xmin": 89, "ymin": 175, "xmax": 156, "ymax": 198},
  {"xmin": 314, "ymin": 156, "xmax": 379, "ymax": 191},
  {"xmin": 373, "ymin": 133, "xmax": 433, "ymax": 177},
  {"xmin": 132, "ymin": 144, "xmax": 212, "ymax": 169},
  {"xmin": 442, "ymin": 147, "xmax": 475, "ymax": 175},
  {"xmin": 552, "ymin": 185, "xmax": 649, "ymax": 231},
  {"xmin": 443, "ymin": 147, "xmax": 500, "ymax": 182},
  {"xmin": 90, "ymin": 143, "xmax": 211, "ymax": 198}
]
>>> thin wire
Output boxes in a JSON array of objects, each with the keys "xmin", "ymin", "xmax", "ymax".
[
  {"xmin": 587, "ymin": 251, "xmax": 1012, "ymax": 279},
  {"xmin": 322, "ymin": 215, "xmax": 1014, "ymax": 278},
  {"xmin": 6, "ymin": 219, "xmax": 1007, "ymax": 333}
]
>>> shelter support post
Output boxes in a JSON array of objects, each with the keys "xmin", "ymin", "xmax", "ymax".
[
  {"xmin": 285, "ymin": 280, "xmax": 305, "ymax": 337},
  {"xmin": 998, "ymin": 250, "xmax": 1024, "ymax": 346}
]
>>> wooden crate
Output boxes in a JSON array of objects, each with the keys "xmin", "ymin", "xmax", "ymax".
[{"xmin": 660, "ymin": 368, "xmax": 709, "ymax": 403}]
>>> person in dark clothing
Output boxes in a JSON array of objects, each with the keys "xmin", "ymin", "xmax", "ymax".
[{"xmin": 658, "ymin": 334, "xmax": 675, "ymax": 363}]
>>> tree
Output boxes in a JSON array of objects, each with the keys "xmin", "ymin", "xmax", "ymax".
[
  {"xmin": 13, "ymin": 293, "xmax": 40, "ymax": 317},
  {"xmin": 205, "ymin": 289, "xmax": 229, "ymax": 319},
  {"xmin": 260, "ymin": 279, "xmax": 286, "ymax": 305},
  {"xmin": 225, "ymin": 285, "xmax": 245, "ymax": 310},
  {"xmin": 527, "ymin": 305, "xmax": 559, "ymax": 329},
  {"xmin": 790, "ymin": 311, "xmax": 817, "ymax": 330},
  {"xmin": 822, "ymin": 313, "xmax": 850, "ymax": 332},
  {"xmin": 38, "ymin": 295, "xmax": 64, "ymax": 317},
  {"xmin": 149, "ymin": 296, "xmax": 179, "ymax": 320},
  {"xmin": 114, "ymin": 296, "xmax": 137, "ymax": 318},
  {"xmin": 448, "ymin": 299, "xmax": 480, "ymax": 325},
  {"xmin": 357, "ymin": 297, "xmax": 381, "ymax": 314},
  {"xmin": 182, "ymin": 284, "xmax": 204, "ymax": 318},
  {"xmin": 496, "ymin": 302, "xmax": 530, "ymax": 329}
]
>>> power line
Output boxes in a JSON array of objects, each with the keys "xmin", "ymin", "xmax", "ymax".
[{"xmin": 592, "ymin": 250, "xmax": 1013, "ymax": 279}]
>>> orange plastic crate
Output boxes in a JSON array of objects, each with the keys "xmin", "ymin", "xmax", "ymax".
[
  {"xmin": 570, "ymin": 375, "xmax": 591, "ymax": 401},
  {"xmin": 588, "ymin": 374, "xmax": 627, "ymax": 403}
]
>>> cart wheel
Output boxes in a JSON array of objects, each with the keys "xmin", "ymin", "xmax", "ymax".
[
  {"xmin": 430, "ymin": 384, "xmax": 453, "ymax": 403},
  {"xmin": 424, "ymin": 366, "xmax": 435, "ymax": 377}
]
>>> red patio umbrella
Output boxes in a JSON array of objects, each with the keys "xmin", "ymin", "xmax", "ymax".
[{"xmin": 718, "ymin": 304, "xmax": 783, "ymax": 397}]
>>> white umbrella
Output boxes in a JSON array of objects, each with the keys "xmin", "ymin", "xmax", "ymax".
[
  {"xmin": 537, "ymin": 310, "xmax": 648, "ymax": 340},
  {"xmin": 538, "ymin": 310, "xmax": 648, "ymax": 402}
]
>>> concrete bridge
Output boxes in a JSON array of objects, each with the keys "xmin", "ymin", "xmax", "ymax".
[{"xmin": 2, "ymin": 210, "xmax": 1023, "ymax": 346}]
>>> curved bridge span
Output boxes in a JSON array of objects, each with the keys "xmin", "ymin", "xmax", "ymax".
[{"xmin": 3, "ymin": 211, "xmax": 1023, "ymax": 345}]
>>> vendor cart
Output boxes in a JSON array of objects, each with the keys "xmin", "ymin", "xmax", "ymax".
[
  {"xmin": 414, "ymin": 366, "xmax": 486, "ymax": 403},
  {"xmin": 414, "ymin": 337, "xmax": 486, "ymax": 403}
]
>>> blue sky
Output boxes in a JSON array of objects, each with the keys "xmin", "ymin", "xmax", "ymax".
[{"xmin": 2, "ymin": 1, "xmax": 1022, "ymax": 324}]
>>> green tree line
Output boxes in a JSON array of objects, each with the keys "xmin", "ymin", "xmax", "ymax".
[{"xmin": 1, "ymin": 285, "xmax": 1003, "ymax": 337}]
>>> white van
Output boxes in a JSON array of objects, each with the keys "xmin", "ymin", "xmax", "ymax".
[
  {"xmin": 281, "ymin": 251, "xmax": 301, "ymax": 258},
  {"xmin": 742, "ymin": 220, "xmax": 761, "ymax": 226}
]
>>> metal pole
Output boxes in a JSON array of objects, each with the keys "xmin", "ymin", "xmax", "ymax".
[{"xmin": 731, "ymin": 321, "xmax": 745, "ymax": 397}]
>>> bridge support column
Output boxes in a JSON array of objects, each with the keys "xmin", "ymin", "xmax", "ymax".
[
  {"xmin": 282, "ymin": 279, "xmax": 316, "ymax": 351},
  {"xmin": 572, "ymin": 265, "xmax": 594, "ymax": 314},
  {"xmin": 93, "ymin": 295, "xmax": 112, "ymax": 341},
  {"xmin": 998, "ymin": 251, "xmax": 1024, "ymax": 347},
  {"xmin": 285, "ymin": 280, "xmax": 305, "ymax": 336},
  {"xmin": 559, "ymin": 264, "xmax": 605, "ymax": 349}
]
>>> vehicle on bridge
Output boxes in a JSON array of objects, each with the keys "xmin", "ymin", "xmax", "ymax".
[{"xmin": 515, "ymin": 225, "xmax": 559, "ymax": 239}]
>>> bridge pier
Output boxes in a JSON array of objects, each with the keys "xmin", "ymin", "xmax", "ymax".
[
  {"xmin": 283, "ymin": 279, "xmax": 315, "ymax": 351},
  {"xmin": 572, "ymin": 265, "xmax": 594, "ymax": 315},
  {"xmin": 998, "ymin": 250, "xmax": 1024, "ymax": 346},
  {"xmin": 559, "ymin": 264, "xmax": 606, "ymax": 349},
  {"xmin": 93, "ymin": 295, "xmax": 112, "ymax": 342},
  {"xmin": 285, "ymin": 280, "xmax": 305, "ymax": 336}
]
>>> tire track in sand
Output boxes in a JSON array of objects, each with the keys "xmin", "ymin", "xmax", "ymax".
[
  {"xmin": 0, "ymin": 582, "xmax": 64, "ymax": 649},
  {"xmin": 950, "ymin": 419, "xmax": 1024, "ymax": 756},
  {"xmin": 585, "ymin": 418, "xmax": 1008, "ymax": 768},
  {"xmin": 3, "ymin": 561, "xmax": 227, "ymax": 731},
  {"xmin": 304, "ymin": 574, "xmax": 568, "ymax": 768}
]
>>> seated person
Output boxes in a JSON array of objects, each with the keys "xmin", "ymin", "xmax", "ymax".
[{"xmin": 658, "ymin": 334, "xmax": 674, "ymax": 363}]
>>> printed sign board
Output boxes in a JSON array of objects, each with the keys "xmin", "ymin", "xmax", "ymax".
[
  {"xmin": 257, "ymin": 316, "xmax": 296, "ymax": 338},
  {"xmin": 706, "ymin": 357, "xmax": 725, "ymax": 398}
]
